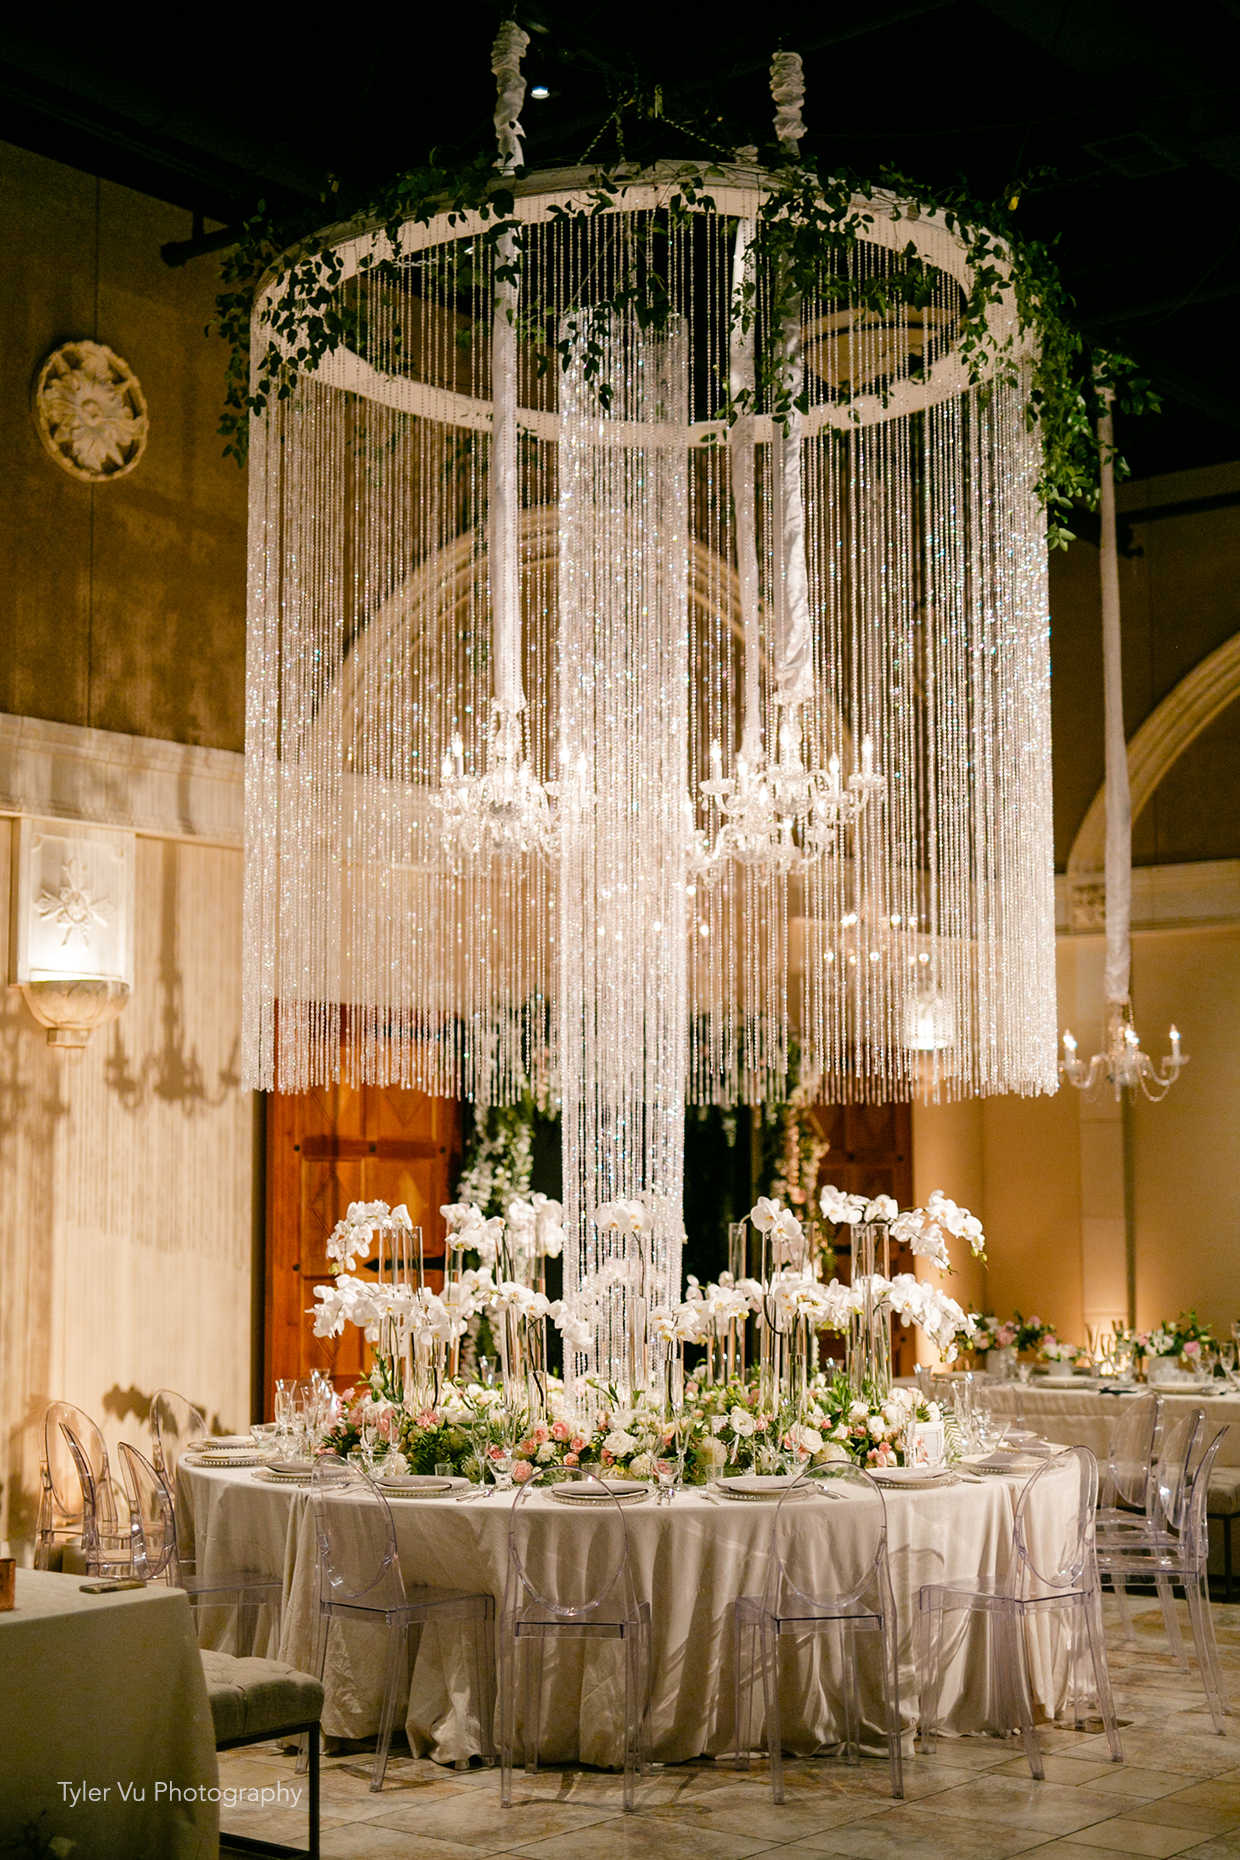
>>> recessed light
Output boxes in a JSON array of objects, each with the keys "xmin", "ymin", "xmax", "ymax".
[{"xmin": 530, "ymin": 84, "xmax": 550, "ymax": 100}]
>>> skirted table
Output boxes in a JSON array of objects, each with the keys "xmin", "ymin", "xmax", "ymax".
[
  {"xmin": 0, "ymin": 1568, "xmax": 218, "ymax": 1859},
  {"xmin": 181, "ymin": 1460, "xmax": 1081, "ymax": 1768},
  {"xmin": 975, "ymin": 1381, "xmax": 1240, "ymax": 1586}
]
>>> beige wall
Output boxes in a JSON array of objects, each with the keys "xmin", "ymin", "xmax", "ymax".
[
  {"xmin": 0, "ymin": 140, "xmax": 246, "ymax": 750},
  {"xmin": 1049, "ymin": 461, "xmax": 1240, "ymax": 870},
  {"xmin": 1130, "ymin": 925, "xmax": 1240, "ymax": 1332},
  {"xmin": 912, "ymin": 920, "xmax": 1240, "ymax": 1351},
  {"xmin": 0, "ymin": 830, "xmax": 255, "ymax": 1557}
]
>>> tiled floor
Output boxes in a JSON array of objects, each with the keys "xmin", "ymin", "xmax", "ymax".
[{"xmin": 219, "ymin": 1598, "xmax": 1240, "ymax": 1859}]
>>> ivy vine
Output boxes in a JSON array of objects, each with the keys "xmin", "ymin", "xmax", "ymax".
[{"xmin": 213, "ymin": 139, "xmax": 1157, "ymax": 547}]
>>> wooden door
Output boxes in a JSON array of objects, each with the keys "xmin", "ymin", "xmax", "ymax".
[
  {"xmin": 806, "ymin": 1101, "xmax": 917, "ymax": 1376},
  {"xmin": 265, "ymin": 1072, "xmax": 462, "ymax": 1414}
]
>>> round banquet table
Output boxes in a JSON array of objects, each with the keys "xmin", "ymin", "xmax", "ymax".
[
  {"xmin": 973, "ymin": 1380, "xmax": 1240, "ymax": 1466},
  {"xmin": 181, "ymin": 1458, "xmax": 1081, "ymax": 1768}
]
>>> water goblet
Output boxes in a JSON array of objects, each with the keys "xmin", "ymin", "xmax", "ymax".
[
  {"xmin": 654, "ymin": 1458, "xmax": 678, "ymax": 1505},
  {"xmin": 488, "ymin": 1445, "xmax": 515, "ymax": 1492}
]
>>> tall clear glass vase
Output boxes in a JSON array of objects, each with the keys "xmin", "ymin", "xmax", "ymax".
[{"xmin": 847, "ymin": 1221, "xmax": 892, "ymax": 1405}]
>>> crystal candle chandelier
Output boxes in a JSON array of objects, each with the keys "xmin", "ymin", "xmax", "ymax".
[
  {"xmin": 1059, "ymin": 386, "xmax": 1187, "ymax": 1104},
  {"xmin": 241, "ymin": 29, "xmax": 1059, "ymax": 1398}
]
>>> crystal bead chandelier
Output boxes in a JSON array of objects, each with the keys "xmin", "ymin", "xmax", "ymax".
[
  {"xmin": 1059, "ymin": 386, "xmax": 1187, "ymax": 1104},
  {"xmin": 241, "ymin": 28, "xmax": 1059, "ymax": 1397}
]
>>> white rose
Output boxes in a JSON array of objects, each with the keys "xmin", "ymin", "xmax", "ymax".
[
  {"xmin": 867, "ymin": 1414, "xmax": 886, "ymax": 1439},
  {"xmin": 729, "ymin": 1405, "xmax": 756, "ymax": 1438},
  {"xmin": 629, "ymin": 1452, "xmax": 655, "ymax": 1477},
  {"xmin": 603, "ymin": 1429, "xmax": 637, "ymax": 1457}
]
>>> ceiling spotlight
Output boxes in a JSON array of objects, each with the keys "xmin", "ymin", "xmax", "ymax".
[{"xmin": 530, "ymin": 84, "xmax": 550, "ymax": 99}]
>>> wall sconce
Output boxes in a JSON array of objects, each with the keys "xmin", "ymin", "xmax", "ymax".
[{"xmin": 8, "ymin": 818, "xmax": 134, "ymax": 1052}]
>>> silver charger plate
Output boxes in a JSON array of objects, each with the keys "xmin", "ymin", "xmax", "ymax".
[{"xmin": 549, "ymin": 1484, "xmax": 650, "ymax": 1505}]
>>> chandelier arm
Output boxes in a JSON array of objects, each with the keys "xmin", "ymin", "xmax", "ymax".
[{"xmin": 1097, "ymin": 385, "xmax": 1132, "ymax": 1010}]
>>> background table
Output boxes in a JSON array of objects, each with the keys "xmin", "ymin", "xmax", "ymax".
[
  {"xmin": 0, "ymin": 1568, "xmax": 218, "ymax": 1860},
  {"xmin": 978, "ymin": 1380, "xmax": 1240, "ymax": 1465},
  {"xmin": 183, "ymin": 1461, "xmax": 1078, "ymax": 1768},
  {"xmin": 973, "ymin": 1382, "xmax": 1240, "ymax": 1582}
]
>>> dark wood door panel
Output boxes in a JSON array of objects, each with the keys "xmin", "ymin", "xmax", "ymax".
[{"xmin": 265, "ymin": 1051, "xmax": 463, "ymax": 1412}]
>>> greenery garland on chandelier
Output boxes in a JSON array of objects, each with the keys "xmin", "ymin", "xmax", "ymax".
[{"xmin": 213, "ymin": 89, "xmax": 1156, "ymax": 544}]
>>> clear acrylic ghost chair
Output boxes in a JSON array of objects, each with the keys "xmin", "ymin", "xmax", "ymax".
[
  {"xmin": 1096, "ymin": 1426, "xmax": 1229, "ymax": 1731},
  {"xmin": 1098, "ymin": 1391, "xmax": 1162, "ymax": 1520},
  {"xmin": 309, "ymin": 1454, "xmax": 495, "ymax": 1790},
  {"xmin": 35, "ymin": 1402, "xmax": 103, "ymax": 1568},
  {"xmin": 1097, "ymin": 1406, "xmax": 1202, "ymax": 1658},
  {"xmin": 117, "ymin": 1441, "xmax": 283, "ymax": 1648},
  {"xmin": 733, "ymin": 1463, "xmax": 903, "ymax": 1804},
  {"xmin": 500, "ymin": 1470, "xmax": 651, "ymax": 1812},
  {"xmin": 918, "ymin": 1445, "xmax": 1122, "ymax": 1780},
  {"xmin": 150, "ymin": 1388, "xmax": 208, "ymax": 1488},
  {"xmin": 59, "ymin": 1421, "xmax": 138, "ymax": 1578}
]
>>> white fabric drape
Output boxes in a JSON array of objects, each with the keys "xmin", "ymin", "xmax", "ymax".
[{"xmin": 1098, "ymin": 392, "xmax": 1133, "ymax": 1007}]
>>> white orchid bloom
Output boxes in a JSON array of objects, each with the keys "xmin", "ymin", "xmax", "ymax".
[
  {"xmin": 594, "ymin": 1197, "xmax": 651, "ymax": 1235},
  {"xmin": 749, "ymin": 1196, "xmax": 784, "ymax": 1233},
  {"xmin": 819, "ymin": 1184, "xmax": 868, "ymax": 1225},
  {"xmin": 441, "ymin": 1201, "xmax": 486, "ymax": 1239},
  {"xmin": 864, "ymin": 1194, "xmax": 899, "ymax": 1224},
  {"xmin": 557, "ymin": 1310, "xmax": 593, "ymax": 1352}
]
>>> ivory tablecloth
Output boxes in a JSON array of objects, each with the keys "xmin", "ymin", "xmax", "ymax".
[
  {"xmin": 182, "ymin": 1461, "xmax": 1079, "ymax": 1766},
  {"xmin": 0, "ymin": 1568, "xmax": 218, "ymax": 1859},
  {"xmin": 977, "ymin": 1381, "xmax": 1240, "ymax": 1465}
]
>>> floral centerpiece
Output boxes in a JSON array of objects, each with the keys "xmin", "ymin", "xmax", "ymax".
[
  {"xmin": 308, "ymin": 1186, "xmax": 979, "ymax": 1486},
  {"xmin": 1137, "ymin": 1309, "xmax": 1215, "ymax": 1383}
]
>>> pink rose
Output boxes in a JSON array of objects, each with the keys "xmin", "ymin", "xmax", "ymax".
[
  {"xmin": 570, "ymin": 1434, "xmax": 588, "ymax": 1453},
  {"xmin": 1184, "ymin": 1339, "xmax": 1201, "ymax": 1358},
  {"xmin": 519, "ymin": 1436, "xmax": 537, "ymax": 1456},
  {"xmin": 415, "ymin": 1410, "xmax": 437, "ymax": 1428},
  {"xmin": 487, "ymin": 1443, "xmax": 504, "ymax": 1461},
  {"xmin": 564, "ymin": 1452, "xmax": 580, "ymax": 1467},
  {"xmin": 601, "ymin": 1449, "xmax": 614, "ymax": 1465},
  {"xmin": 532, "ymin": 1424, "xmax": 550, "ymax": 1444},
  {"xmin": 512, "ymin": 1460, "xmax": 535, "ymax": 1483},
  {"xmin": 551, "ymin": 1420, "xmax": 570, "ymax": 1441}
]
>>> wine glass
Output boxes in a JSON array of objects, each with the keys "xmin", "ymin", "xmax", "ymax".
[{"xmin": 488, "ymin": 1444, "xmax": 515, "ymax": 1492}]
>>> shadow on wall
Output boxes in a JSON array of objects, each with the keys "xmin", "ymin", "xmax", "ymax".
[
  {"xmin": 100, "ymin": 1383, "xmax": 232, "ymax": 1438},
  {"xmin": 104, "ymin": 837, "xmax": 239, "ymax": 1113},
  {"xmin": 0, "ymin": 1007, "xmax": 70, "ymax": 1552}
]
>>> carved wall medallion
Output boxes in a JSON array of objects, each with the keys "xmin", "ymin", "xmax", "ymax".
[{"xmin": 32, "ymin": 339, "xmax": 149, "ymax": 483}]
